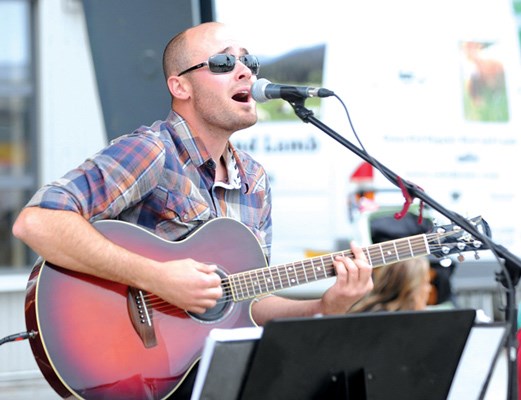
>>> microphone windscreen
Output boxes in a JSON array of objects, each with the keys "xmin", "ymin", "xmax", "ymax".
[{"xmin": 251, "ymin": 78, "xmax": 271, "ymax": 103}]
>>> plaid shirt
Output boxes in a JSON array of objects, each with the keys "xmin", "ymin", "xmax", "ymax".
[{"xmin": 27, "ymin": 111, "xmax": 272, "ymax": 260}]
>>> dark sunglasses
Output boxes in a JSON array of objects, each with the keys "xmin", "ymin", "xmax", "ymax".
[{"xmin": 177, "ymin": 53, "xmax": 260, "ymax": 77}]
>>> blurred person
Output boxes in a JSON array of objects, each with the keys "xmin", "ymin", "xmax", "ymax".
[
  {"xmin": 370, "ymin": 211, "xmax": 457, "ymax": 307},
  {"xmin": 349, "ymin": 257, "xmax": 432, "ymax": 312}
]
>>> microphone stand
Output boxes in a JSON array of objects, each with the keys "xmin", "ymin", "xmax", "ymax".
[{"xmin": 286, "ymin": 97, "xmax": 521, "ymax": 399}]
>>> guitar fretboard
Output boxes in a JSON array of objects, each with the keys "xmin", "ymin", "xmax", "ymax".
[{"xmin": 228, "ymin": 233, "xmax": 431, "ymax": 302}]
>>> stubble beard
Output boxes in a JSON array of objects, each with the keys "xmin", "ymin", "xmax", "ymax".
[{"xmin": 194, "ymin": 91, "xmax": 258, "ymax": 136}]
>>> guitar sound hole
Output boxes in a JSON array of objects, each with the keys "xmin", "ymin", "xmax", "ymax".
[{"xmin": 189, "ymin": 266, "xmax": 231, "ymax": 322}]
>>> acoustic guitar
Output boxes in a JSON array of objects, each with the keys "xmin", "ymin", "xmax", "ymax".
[{"xmin": 24, "ymin": 216, "xmax": 488, "ymax": 399}]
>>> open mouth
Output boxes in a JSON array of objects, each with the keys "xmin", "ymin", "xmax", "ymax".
[{"xmin": 232, "ymin": 90, "xmax": 250, "ymax": 103}]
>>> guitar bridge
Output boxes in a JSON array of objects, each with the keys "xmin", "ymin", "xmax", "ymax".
[{"xmin": 127, "ymin": 287, "xmax": 157, "ymax": 348}]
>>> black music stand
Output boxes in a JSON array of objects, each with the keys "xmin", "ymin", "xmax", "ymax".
[
  {"xmin": 192, "ymin": 309, "xmax": 476, "ymax": 400},
  {"xmin": 241, "ymin": 309, "xmax": 475, "ymax": 400}
]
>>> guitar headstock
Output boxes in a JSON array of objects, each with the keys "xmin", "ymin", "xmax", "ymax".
[{"xmin": 428, "ymin": 216, "xmax": 491, "ymax": 262}]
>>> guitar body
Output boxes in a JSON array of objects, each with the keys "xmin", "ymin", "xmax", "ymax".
[{"xmin": 25, "ymin": 218, "xmax": 267, "ymax": 399}]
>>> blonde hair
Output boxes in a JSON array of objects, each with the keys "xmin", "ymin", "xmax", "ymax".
[{"xmin": 350, "ymin": 257, "xmax": 430, "ymax": 312}]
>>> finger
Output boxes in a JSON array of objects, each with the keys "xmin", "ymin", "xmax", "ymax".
[
  {"xmin": 333, "ymin": 256, "xmax": 356, "ymax": 282},
  {"xmin": 207, "ymin": 272, "xmax": 222, "ymax": 288},
  {"xmin": 350, "ymin": 243, "xmax": 368, "ymax": 263},
  {"xmin": 333, "ymin": 257, "xmax": 347, "ymax": 276},
  {"xmin": 358, "ymin": 261, "xmax": 374, "ymax": 280},
  {"xmin": 202, "ymin": 298, "xmax": 218, "ymax": 310},
  {"xmin": 207, "ymin": 285, "xmax": 223, "ymax": 300},
  {"xmin": 196, "ymin": 264, "xmax": 222, "ymax": 287},
  {"xmin": 197, "ymin": 263, "xmax": 218, "ymax": 273},
  {"xmin": 343, "ymin": 256, "xmax": 360, "ymax": 281},
  {"xmin": 188, "ymin": 296, "xmax": 220, "ymax": 314},
  {"xmin": 187, "ymin": 304, "xmax": 208, "ymax": 314},
  {"xmin": 338, "ymin": 255, "xmax": 366, "ymax": 283}
]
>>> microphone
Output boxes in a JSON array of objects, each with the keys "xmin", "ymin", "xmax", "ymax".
[{"xmin": 251, "ymin": 78, "xmax": 334, "ymax": 103}]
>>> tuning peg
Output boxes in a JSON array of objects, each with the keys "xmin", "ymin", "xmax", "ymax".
[
  {"xmin": 440, "ymin": 257, "xmax": 452, "ymax": 267},
  {"xmin": 474, "ymin": 251, "xmax": 480, "ymax": 260},
  {"xmin": 473, "ymin": 240, "xmax": 483, "ymax": 249}
]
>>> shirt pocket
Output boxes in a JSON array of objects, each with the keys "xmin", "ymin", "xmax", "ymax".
[
  {"xmin": 163, "ymin": 189, "xmax": 211, "ymax": 223},
  {"xmin": 153, "ymin": 189, "xmax": 212, "ymax": 240}
]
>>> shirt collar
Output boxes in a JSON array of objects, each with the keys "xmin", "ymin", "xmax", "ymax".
[
  {"xmin": 166, "ymin": 111, "xmax": 209, "ymax": 168},
  {"xmin": 166, "ymin": 111, "xmax": 250, "ymax": 193}
]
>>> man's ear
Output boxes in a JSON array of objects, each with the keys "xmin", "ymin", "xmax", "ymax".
[{"xmin": 167, "ymin": 76, "xmax": 191, "ymax": 100}]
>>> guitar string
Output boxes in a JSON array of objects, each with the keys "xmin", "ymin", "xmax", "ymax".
[
  {"xmin": 145, "ymin": 236, "xmax": 445, "ymax": 314},
  {"xmin": 150, "ymin": 233, "xmax": 439, "ymax": 301},
  {"xmin": 137, "ymin": 232, "xmax": 458, "ymax": 319},
  {"xmin": 163, "ymin": 234, "xmax": 429, "ymax": 296},
  {"xmin": 143, "ymin": 235, "xmax": 432, "ymax": 310},
  {"xmin": 143, "ymin": 233, "xmax": 449, "ymax": 312}
]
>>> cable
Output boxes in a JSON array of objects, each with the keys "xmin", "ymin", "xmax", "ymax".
[{"xmin": 0, "ymin": 330, "xmax": 37, "ymax": 346}]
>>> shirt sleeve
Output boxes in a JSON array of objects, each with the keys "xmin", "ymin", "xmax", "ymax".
[{"xmin": 26, "ymin": 133, "xmax": 166, "ymax": 222}]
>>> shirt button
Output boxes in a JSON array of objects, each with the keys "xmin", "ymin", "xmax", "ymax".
[{"xmin": 183, "ymin": 213, "xmax": 190, "ymax": 221}]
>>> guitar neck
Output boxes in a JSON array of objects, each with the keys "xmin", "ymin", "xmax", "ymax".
[{"xmin": 228, "ymin": 233, "xmax": 431, "ymax": 302}]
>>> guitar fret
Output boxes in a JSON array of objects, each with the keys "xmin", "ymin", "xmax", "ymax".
[
  {"xmin": 289, "ymin": 264, "xmax": 299, "ymax": 286},
  {"xmin": 267, "ymin": 267, "xmax": 277, "ymax": 291},
  {"xmin": 262, "ymin": 268, "xmax": 275, "ymax": 293},
  {"xmin": 422, "ymin": 235, "xmax": 430, "ymax": 255},
  {"xmin": 236, "ymin": 273, "xmax": 247, "ymax": 301},
  {"xmin": 327, "ymin": 255, "xmax": 336, "ymax": 278},
  {"xmin": 393, "ymin": 241, "xmax": 400, "ymax": 261},
  {"xmin": 234, "ymin": 273, "xmax": 243, "ymax": 301},
  {"xmin": 253, "ymin": 270, "xmax": 262, "ymax": 295},
  {"xmin": 241, "ymin": 273, "xmax": 251, "ymax": 298},
  {"xmin": 301, "ymin": 260, "xmax": 310, "ymax": 283},
  {"xmin": 229, "ymin": 274, "xmax": 238, "ymax": 301},
  {"xmin": 259, "ymin": 271, "xmax": 266, "ymax": 292},
  {"xmin": 311, "ymin": 259, "xmax": 319, "ymax": 281},
  {"xmin": 381, "ymin": 242, "xmax": 398, "ymax": 264},
  {"xmin": 256, "ymin": 270, "xmax": 263, "ymax": 294},
  {"xmin": 275, "ymin": 266, "xmax": 284, "ymax": 290},
  {"xmin": 248, "ymin": 271, "xmax": 259, "ymax": 296},
  {"xmin": 409, "ymin": 237, "xmax": 420, "ymax": 257},
  {"xmin": 257, "ymin": 269, "xmax": 267, "ymax": 294},
  {"xmin": 284, "ymin": 265, "xmax": 291, "ymax": 288},
  {"xmin": 259, "ymin": 269, "xmax": 267, "ymax": 293},
  {"xmin": 320, "ymin": 257, "xmax": 328, "ymax": 278},
  {"xmin": 363, "ymin": 248, "xmax": 373, "ymax": 267},
  {"xmin": 262, "ymin": 269, "xmax": 271, "ymax": 293},
  {"xmin": 408, "ymin": 238, "xmax": 414, "ymax": 257},
  {"xmin": 378, "ymin": 243, "xmax": 387, "ymax": 265},
  {"xmin": 369, "ymin": 246, "xmax": 382, "ymax": 266}
]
